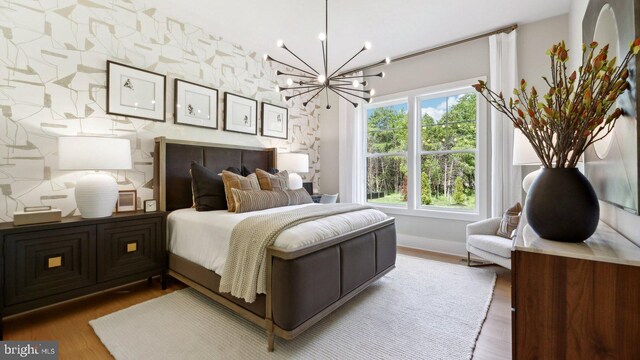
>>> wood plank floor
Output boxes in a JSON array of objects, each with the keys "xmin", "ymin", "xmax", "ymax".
[{"xmin": 4, "ymin": 249, "xmax": 511, "ymax": 359}]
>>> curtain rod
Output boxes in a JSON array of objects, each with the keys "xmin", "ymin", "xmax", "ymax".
[{"xmin": 349, "ymin": 23, "xmax": 518, "ymax": 74}]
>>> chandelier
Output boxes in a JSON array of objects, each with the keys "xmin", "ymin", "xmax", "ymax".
[{"xmin": 264, "ymin": 0, "xmax": 390, "ymax": 109}]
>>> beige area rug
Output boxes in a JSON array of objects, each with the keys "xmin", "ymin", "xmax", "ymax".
[{"xmin": 90, "ymin": 255, "xmax": 496, "ymax": 359}]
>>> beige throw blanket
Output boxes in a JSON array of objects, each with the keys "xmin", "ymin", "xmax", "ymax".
[{"xmin": 219, "ymin": 204, "xmax": 371, "ymax": 303}]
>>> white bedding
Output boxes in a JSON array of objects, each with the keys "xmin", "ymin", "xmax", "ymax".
[{"xmin": 168, "ymin": 204, "xmax": 388, "ymax": 275}]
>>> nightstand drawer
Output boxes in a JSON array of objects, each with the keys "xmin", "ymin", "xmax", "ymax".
[
  {"xmin": 4, "ymin": 226, "xmax": 97, "ymax": 305},
  {"xmin": 97, "ymin": 217, "xmax": 163, "ymax": 282}
]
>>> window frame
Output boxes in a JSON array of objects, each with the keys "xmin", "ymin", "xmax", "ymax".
[{"xmin": 362, "ymin": 77, "xmax": 488, "ymax": 221}]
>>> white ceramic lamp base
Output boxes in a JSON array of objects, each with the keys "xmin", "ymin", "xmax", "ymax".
[
  {"xmin": 75, "ymin": 172, "xmax": 118, "ymax": 218},
  {"xmin": 288, "ymin": 173, "xmax": 303, "ymax": 190}
]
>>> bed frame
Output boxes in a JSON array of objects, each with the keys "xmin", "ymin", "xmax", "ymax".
[{"xmin": 153, "ymin": 137, "xmax": 396, "ymax": 351}]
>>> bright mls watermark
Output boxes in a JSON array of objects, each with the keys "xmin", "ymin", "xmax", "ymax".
[{"xmin": 0, "ymin": 341, "xmax": 58, "ymax": 359}]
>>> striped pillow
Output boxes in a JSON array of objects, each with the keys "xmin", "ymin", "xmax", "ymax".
[
  {"xmin": 221, "ymin": 170, "xmax": 260, "ymax": 212},
  {"xmin": 286, "ymin": 188, "xmax": 313, "ymax": 205},
  {"xmin": 496, "ymin": 202, "xmax": 522, "ymax": 238},
  {"xmin": 256, "ymin": 168, "xmax": 289, "ymax": 191},
  {"xmin": 232, "ymin": 189, "xmax": 289, "ymax": 213}
]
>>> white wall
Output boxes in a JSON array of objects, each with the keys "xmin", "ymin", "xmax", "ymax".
[
  {"xmin": 569, "ymin": 0, "xmax": 640, "ymax": 245},
  {"xmin": 318, "ymin": 91, "xmax": 340, "ymax": 195},
  {"xmin": 322, "ymin": 15, "xmax": 570, "ymax": 256},
  {"xmin": 0, "ymin": 0, "xmax": 321, "ymax": 220}
]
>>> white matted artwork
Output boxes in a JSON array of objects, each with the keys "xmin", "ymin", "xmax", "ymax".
[
  {"xmin": 107, "ymin": 61, "xmax": 166, "ymax": 122},
  {"xmin": 261, "ymin": 102, "xmax": 288, "ymax": 139},
  {"xmin": 224, "ymin": 92, "xmax": 257, "ymax": 135},
  {"xmin": 174, "ymin": 79, "xmax": 218, "ymax": 129}
]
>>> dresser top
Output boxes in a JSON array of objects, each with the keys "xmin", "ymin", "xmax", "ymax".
[{"xmin": 514, "ymin": 220, "xmax": 640, "ymax": 266}]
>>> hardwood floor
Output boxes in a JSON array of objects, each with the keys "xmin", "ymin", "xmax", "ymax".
[{"xmin": 4, "ymin": 249, "xmax": 512, "ymax": 359}]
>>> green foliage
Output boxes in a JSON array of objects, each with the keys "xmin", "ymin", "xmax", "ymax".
[
  {"xmin": 421, "ymin": 172, "xmax": 432, "ymax": 205},
  {"xmin": 452, "ymin": 177, "xmax": 466, "ymax": 204}
]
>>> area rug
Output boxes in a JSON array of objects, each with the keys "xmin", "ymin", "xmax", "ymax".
[{"xmin": 90, "ymin": 255, "xmax": 496, "ymax": 359}]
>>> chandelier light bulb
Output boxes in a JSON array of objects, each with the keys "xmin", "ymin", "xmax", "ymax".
[
  {"xmin": 370, "ymin": 89, "xmax": 376, "ymax": 96},
  {"xmin": 318, "ymin": 74, "xmax": 326, "ymax": 83},
  {"xmin": 318, "ymin": 33, "xmax": 327, "ymax": 41},
  {"xmin": 385, "ymin": 57, "xmax": 391, "ymax": 64},
  {"xmin": 367, "ymin": 98, "xmax": 373, "ymax": 103},
  {"xmin": 275, "ymin": 85, "xmax": 280, "ymax": 92},
  {"xmin": 286, "ymin": 78, "xmax": 293, "ymax": 86},
  {"xmin": 381, "ymin": 72, "xmax": 386, "ymax": 78},
  {"xmin": 276, "ymin": 39, "xmax": 284, "ymax": 48},
  {"xmin": 263, "ymin": 54, "xmax": 269, "ymax": 61},
  {"xmin": 364, "ymin": 41, "xmax": 372, "ymax": 50},
  {"xmin": 352, "ymin": 80, "xmax": 359, "ymax": 88}
]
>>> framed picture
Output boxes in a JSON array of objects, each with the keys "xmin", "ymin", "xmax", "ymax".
[
  {"xmin": 107, "ymin": 61, "xmax": 166, "ymax": 122},
  {"xmin": 174, "ymin": 79, "xmax": 218, "ymax": 129},
  {"xmin": 116, "ymin": 190, "xmax": 137, "ymax": 212},
  {"xmin": 261, "ymin": 103, "xmax": 288, "ymax": 139},
  {"xmin": 223, "ymin": 92, "xmax": 258, "ymax": 135}
]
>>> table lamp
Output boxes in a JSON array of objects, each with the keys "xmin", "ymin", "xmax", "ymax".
[
  {"xmin": 58, "ymin": 137, "xmax": 132, "ymax": 218},
  {"xmin": 512, "ymin": 130, "xmax": 542, "ymax": 192},
  {"xmin": 277, "ymin": 153, "xmax": 309, "ymax": 190}
]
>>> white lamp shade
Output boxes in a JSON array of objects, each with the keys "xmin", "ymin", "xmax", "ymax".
[
  {"xmin": 59, "ymin": 137, "xmax": 132, "ymax": 170},
  {"xmin": 278, "ymin": 153, "xmax": 309, "ymax": 173},
  {"xmin": 512, "ymin": 130, "xmax": 541, "ymax": 166}
]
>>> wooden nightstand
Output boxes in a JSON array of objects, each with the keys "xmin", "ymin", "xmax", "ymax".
[{"xmin": 0, "ymin": 211, "xmax": 167, "ymax": 338}]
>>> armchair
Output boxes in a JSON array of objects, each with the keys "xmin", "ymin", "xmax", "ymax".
[{"xmin": 466, "ymin": 217, "xmax": 514, "ymax": 269}]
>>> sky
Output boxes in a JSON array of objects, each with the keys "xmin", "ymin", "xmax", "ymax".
[{"xmin": 367, "ymin": 93, "xmax": 466, "ymax": 123}]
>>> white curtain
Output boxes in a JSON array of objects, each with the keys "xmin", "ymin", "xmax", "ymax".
[
  {"xmin": 338, "ymin": 82, "xmax": 365, "ymax": 204},
  {"xmin": 489, "ymin": 31, "xmax": 522, "ymax": 217}
]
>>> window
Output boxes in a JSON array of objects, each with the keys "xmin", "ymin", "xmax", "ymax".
[
  {"xmin": 363, "ymin": 78, "xmax": 486, "ymax": 219},
  {"xmin": 365, "ymin": 101, "xmax": 408, "ymax": 206}
]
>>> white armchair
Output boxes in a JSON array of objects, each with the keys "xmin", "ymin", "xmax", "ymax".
[{"xmin": 466, "ymin": 217, "xmax": 515, "ymax": 269}]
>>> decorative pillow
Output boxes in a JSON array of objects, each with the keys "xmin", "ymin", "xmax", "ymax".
[
  {"xmin": 231, "ymin": 189, "xmax": 289, "ymax": 213},
  {"xmin": 256, "ymin": 168, "xmax": 289, "ymax": 191},
  {"xmin": 267, "ymin": 168, "xmax": 279, "ymax": 175},
  {"xmin": 286, "ymin": 188, "xmax": 313, "ymax": 205},
  {"xmin": 190, "ymin": 161, "xmax": 228, "ymax": 211},
  {"xmin": 496, "ymin": 202, "xmax": 523, "ymax": 238},
  {"xmin": 221, "ymin": 170, "xmax": 260, "ymax": 212},
  {"xmin": 241, "ymin": 165, "xmax": 251, "ymax": 177}
]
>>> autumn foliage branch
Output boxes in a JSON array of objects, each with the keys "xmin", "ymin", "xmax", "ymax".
[{"xmin": 474, "ymin": 39, "xmax": 640, "ymax": 168}]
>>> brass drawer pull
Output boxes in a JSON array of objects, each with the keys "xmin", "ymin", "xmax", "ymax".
[
  {"xmin": 47, "ymin": 256, "xmax": 62, "ymax": 269},
  {"xmin": 126, "ymin": 242, "xmax": 137, "ymax": 253}
]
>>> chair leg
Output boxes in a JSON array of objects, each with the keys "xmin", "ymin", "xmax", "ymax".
[{"xmin": 467, "ymin": 252, "xmax": 471, "ymax": 266}]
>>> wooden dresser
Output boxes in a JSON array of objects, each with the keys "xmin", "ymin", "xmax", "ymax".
[
  {"xmin": 512, "ymin": 220, "xmax": 640, "ymax": 359},
  {"xmin": 0, "ymin": 211, "xmax": 167, "ymax": 338}
]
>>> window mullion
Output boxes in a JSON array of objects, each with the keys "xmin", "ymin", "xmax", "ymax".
[{"xmin": 406, "ymin": 94, "xmax": 418, "ymax": 210}]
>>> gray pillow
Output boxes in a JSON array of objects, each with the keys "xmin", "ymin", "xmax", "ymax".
[{"xmin": 190, "ymin": 161, "xmax": 229, "ymax": 211}]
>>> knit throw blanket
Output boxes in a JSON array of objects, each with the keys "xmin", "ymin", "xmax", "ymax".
[{"xmin": 219, "ymin": 204, "xmax": 370, "ymax": 303}]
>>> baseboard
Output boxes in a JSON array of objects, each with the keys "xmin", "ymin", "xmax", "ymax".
[{"xmin": 396, "ymin": 233, "xmax": 468, "ymax": 257}]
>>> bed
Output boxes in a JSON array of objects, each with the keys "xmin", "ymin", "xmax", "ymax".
[{"xmin": 153, "ymin": 137, "xmax": 396, "ymax": 351}]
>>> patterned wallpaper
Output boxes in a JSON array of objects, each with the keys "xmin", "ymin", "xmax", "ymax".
[{"xmin": 0, "ymin": 0, "xmax": 321, "ymax": 221}]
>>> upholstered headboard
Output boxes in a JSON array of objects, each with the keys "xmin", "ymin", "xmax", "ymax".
[{"xmin": 153, "ymin": 137, "xmax": 277, "ymax": 211}]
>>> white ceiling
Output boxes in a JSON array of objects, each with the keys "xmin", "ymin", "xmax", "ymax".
[{"xmin": 149, "ymin": 0, "xmax": 571, "ymax": 73}]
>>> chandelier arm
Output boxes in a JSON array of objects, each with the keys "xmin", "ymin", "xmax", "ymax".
[
  {"xmin": 325, "ymin": 0, "xmax": 328, "ymax": 78},
  {"xmin": 328, "ymin": 48, "xmax": 366, "ymax": 78},
  {"xmin": 267, "ymin": 56, "xmax": 317, "ymax": 77},
  {"xmin": 331, "ymin": 86, "xmax": 370, "ymax": 94},
  {"xmin": 329, "ymin": 79, "xmax": 356, "ymax": 85},
  {"xmin": 334, "ymin": 58, "xmax": 388, "ymax": 78},
  {"xmin": 330, "ymin": 86, "xmax": 371, "ymax": 102},
  {"xmin": 278, "ymin": 71, "xmax": 317, "ymax": 79},
  {"xmin": 285, "ymin": 85, "xmax": 324, "ymax": 101},
  {"xmin": 321, "ymin": 41, "xmax": 328, "ymax": 78},
  {"xmin": 327, "ymin": 87, "xmax": 359, "ymax": 108},
  {"xmin": 303, "ymin": 87, "xmax": 325, "ymax": 106},
  {"xmin": 280, "ymin": 85, "xmax": 324, "ymax": 91},
  {"xmin": 333, "ymin": 73, "xmax": 382, "ymax": 80},
  {"xmin": 282, "ymin": 46, "xmax": 320, "ymax": 75}
]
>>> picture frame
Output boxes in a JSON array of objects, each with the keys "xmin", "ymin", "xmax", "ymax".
[
  {"xmin": 261, "ymin": 102, "xmax": 289, "ymax": 139},
  {"xmin": 116, "ymin": 190, "xmax": 137, "ymax": 213},
  {"xmin": 174, "ymin": 79, "xmax": 218, "ymax": 129},
  {"xmin": 107, "ymin": 61, "xmax": 166, "ymax": 122},
  {"xmin": 223, "ymin": 92, "xmax": 258, "ymax": 135}
]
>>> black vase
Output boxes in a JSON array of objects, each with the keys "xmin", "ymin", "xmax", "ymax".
[{"xmin": 525, "ymin": 168, "xmax": 599, "ymax": 242}]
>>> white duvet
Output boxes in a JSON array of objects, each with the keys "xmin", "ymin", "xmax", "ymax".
[{"xmin": 168, "ymin": 204, "xmax": 388, "ymax": 276}]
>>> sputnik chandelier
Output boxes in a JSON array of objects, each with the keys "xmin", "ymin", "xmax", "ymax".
[{"xmin": 263, "ymin": 0, "xmax": 390, "ymax": 109}]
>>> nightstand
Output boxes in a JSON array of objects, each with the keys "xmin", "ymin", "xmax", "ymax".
[{"xmin": 0, "ymin": 211, "xmax": 167, "ymax": 338}]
